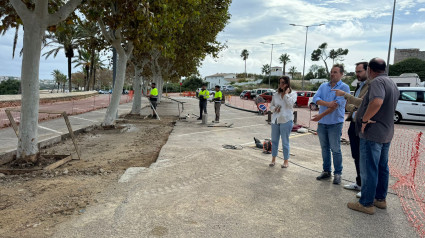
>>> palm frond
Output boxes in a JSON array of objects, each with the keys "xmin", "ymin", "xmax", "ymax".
[{"xmin": 12, "ymin": 25, "xmax": 19, "ymax": 59}]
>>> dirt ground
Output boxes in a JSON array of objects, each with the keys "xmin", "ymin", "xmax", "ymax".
[{"xmin": 0, "ymin": 115, "xmax": 177, "ymax": 238}]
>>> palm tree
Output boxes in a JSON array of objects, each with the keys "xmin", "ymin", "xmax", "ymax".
[
  {"xmin": 240, "ymin": 49, "xmax": 249, "ymax": 78},
  {"xmin": 279, "ymin": 53, "xmax": 291, "ymax": 76},
  {"xmin": 43, "ymin": 21, "xmax": 80, "ymax": 92},
  {"xmin": 51, "ymin": 69, "xmax": 67, "ymax": 92},
  {"xmin": 261, "ymin": 64, "xmax": 271, "ymax": 76},
  {"xmin": 73, "ymin": 49, "xmax": 105, "ymax": 90},
  {"xmin": 289, "ymin": 66, "xmax": 297, "ymax": 79},
  {"xmin": 76, "ymin": 21, "xmax": 106, "ymax": 90}
]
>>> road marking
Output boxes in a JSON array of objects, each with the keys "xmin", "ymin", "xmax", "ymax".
[
  {"xmin": 70, "ymin": 116, "xmax": 98, "ymax": 123},
  {"xmin": 38, "ymin": 125, "xmax": 62, "ymax": 134},
  {"xmin": 220, "ymin": 116, "xmax": 260, "ymax": 121},
  {"xmin": 177, "ymin": 124, "xmax": 267, "ymax": 137},
  {"xmin": 290, "ymin": 133, "xmax": 313, "ymax": 139}
]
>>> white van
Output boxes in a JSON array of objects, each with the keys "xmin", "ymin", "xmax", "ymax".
[{"xmin": 394, "ymin": 87, "xmax": 425, "ymax": 123}]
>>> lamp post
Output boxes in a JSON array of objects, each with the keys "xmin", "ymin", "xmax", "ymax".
[
  {"xmin": 290, "ymin": 23, "xmax": 324, "ymax": 90},
  {"xmin": 386, "ymin": 0, "xmax": 396, "ymax": 74},
  {"xmin": 260, "ymin": 42, "xmax": 284, "ymax": 88}
]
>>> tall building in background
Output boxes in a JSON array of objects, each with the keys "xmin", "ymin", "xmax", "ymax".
[{"xmin": 394, "ymin": 48, "xmax": 425, "ymax": 64}]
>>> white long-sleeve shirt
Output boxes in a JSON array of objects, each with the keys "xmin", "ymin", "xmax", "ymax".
[{"xmin": 269, "ymin": 92, "xmax": 297, "ymax": 124}]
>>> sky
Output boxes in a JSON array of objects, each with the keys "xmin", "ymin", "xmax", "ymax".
[{"xmin": 0, "ymin": 0, "xmax": 424, "ymax": 80}]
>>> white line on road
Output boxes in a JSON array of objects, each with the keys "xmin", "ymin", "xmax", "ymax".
[
  {"xmin": 220, "ymin": 116, "xmax": 261, "ymax": 121},
  {"xmin": 70, "ymin": 116, "xmax": 98, "ymax": 123},
  {"xmin": 38, "ymin": 125, "xmax": 62, "ymax": 134},
  {"xmin": 177, "ymin": 124, "xmax": 267, "ymax": 137}
]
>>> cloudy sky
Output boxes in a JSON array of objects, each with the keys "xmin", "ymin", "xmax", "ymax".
[
  {"xmin": 0, "ymin": 0, "xmax": 424, "ymax": 80},
  {"xmin": 198, "ymin": 0, "xmax": 425, "ymax": 77}
]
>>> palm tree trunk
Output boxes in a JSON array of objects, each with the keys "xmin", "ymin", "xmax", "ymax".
[
  {"xmin": 93, "ymin": 68, "xmax": 97, "ymax": 90},
  {"xmin": 90, "ymin": 48, "xmax": 95, "ymax": 90},
  {"xmin": 67, "ymin": 56, "xmax": 72, "ymax": 92},
  {"xmin": 244, "ymin": 59, "xmax": 247, "ymax": 78}
]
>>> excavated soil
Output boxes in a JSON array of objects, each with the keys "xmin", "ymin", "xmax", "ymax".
[{"xmin": 0, "ymin": 115, "xmax": 176, "ymax": 238}]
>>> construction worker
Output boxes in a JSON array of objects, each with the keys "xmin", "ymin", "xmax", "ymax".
[
  {"xmin": 148, "ymin": 82, "xmax": 158, "ymax": 118},
  {"xmin": 197, "ymin": 85, "xmax": 209, "ymax": 120},
  {"xmin": 212, "ymin": 85, "xmax": 222, "ymax": 123}
]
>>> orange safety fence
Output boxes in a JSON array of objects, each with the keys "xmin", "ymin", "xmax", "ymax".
[
  {"xmin": 181, "ymin": 91, "xmax": 196, "ymax": 97},
  {"xmin": 227, "ymin": 95, "xmax": 425, "ymax": 237},
  {"xmin": 0, "ymin": 94, "xmax": 132, "ymax": 129}
]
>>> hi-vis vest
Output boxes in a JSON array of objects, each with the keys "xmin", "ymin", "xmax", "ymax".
[
  {"xmin": 199, "ymin": 89, "xmax": 209, "ymax": 100},
  {"xmin": 150, "ymin": 88, "xmax": 158, "ymax": 101},
  {"xmin": 214, "ymin": 91, "xmax": 222, "ymax": 102}
]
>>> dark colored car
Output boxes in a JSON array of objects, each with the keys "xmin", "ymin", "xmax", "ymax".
[
  {"xmin": 259, "ymin": 92, "xmax": 274, "ymax": 102},
  {"xmin": 295, "ymin": 91, "xmax": 315, "ymax": 107}
]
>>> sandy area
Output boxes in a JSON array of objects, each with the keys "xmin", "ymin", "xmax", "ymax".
[{"xmin": 0, "ymin": 115, "xmax": 176, "ymax": 238}]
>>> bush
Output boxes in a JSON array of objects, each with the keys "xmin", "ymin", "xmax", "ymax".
[{"xmin": 0, "ymin": 79, "xmax": 20, "ymax": 95}]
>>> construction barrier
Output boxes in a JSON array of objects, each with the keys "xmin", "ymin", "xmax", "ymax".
[
  {"xmin": 0, "ymin": 94, "xmax": 132, "ymax": 129},
  {"xmin": 228, "ymin": 95, "xmax": 425, "ymax": 237}
]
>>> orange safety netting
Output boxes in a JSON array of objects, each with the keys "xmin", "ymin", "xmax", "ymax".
[{"xmin": 0, "ymin": 94, "xmax": 132, "ymax": 129}]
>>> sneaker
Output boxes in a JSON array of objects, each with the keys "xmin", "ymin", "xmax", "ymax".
[
  {"xmin": 344, "ymin": 183, "xmax": 361, "ymax": 191},
  {"xmin": 347, "ymin": 201, "xmax": 375, "ymax": 215},
  {"xmin": 316, "ymin": 171, "xmax": 331, "ymax": 180},
  {"xmin": 333, "ymin": 174, "xmax": 341, "ymax": 185},
  {"xmin": 356, "ymin": 192, "xmax": 361, "ymax": 198},
  {"xmin": 197, "ymin": 117, "xmax": 202, "ymax": 120},
  {"xmin": 374, "ymin": 199, "xmax": 387, "ymax": 209}
]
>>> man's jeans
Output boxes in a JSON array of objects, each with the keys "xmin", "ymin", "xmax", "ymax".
[
  {"xmin": 317, "ymin": 123, "xmax": 343, "ymax": 175},
  {"xmin": 271, "ymin": 120, "xmax": 293, "ymax": 160},
  {"xmin": 359, "ymin": 138, "xmax": 390, "ymax": 207}
]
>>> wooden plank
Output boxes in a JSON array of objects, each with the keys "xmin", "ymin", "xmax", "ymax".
[
  {"xmin": 41, "ymin": 154, "xmax": 69, "ymax": 159},
  {"xmin": 5, "ymin": 109, "xmax": 19, "ymax": 137},
  {"xmin": 0, "ymin": 168, "xmax": 42, "ymax": 175},
  {"xmin": 62, "ymin": 112, "xmax": 81, "ymax": 160},
  {"xmin": 44, "ymin": 155, "xmax": 72, "ymax": 170}
]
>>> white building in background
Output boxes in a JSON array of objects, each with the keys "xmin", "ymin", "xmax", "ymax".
[
  {"xmin": 0, "ymin": 76, "xmax": 21, "ymax": 82},
  {"xmin": 310, "ymin": 78, "xmax": 328, "ymax": 84},
  {"xmin": 271, "ymin": 66, "xmax": 283, "ymax": 76},
  {"xmin": 205, "ymin": 73, "xmax": 236, "ymax": 88}
]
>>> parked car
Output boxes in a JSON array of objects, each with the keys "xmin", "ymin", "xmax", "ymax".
[
  {"xmin": 258, "ymin": 91, "xmax": 274, "ymax": 102},
  {"xmin": 98, "ymin": 89, "xmax": 109, "ymax": 94},
  {"xmin": 394, "ymin": 87, "xmax": 425, "ymax": 123},
  {"xmin": 295, "ymin": 91, "xmax": 315, "ymax": 107},
  {"xmin": 242, "ymin": 91, "xmax": 252, "ymax": 99},
  {"xmin": 252, "ymin": 88, "xmax": 275, "ymax": 98},
  {"xmin": 240, "ymin": 90, "xmax": 249, "ymax": 98},
  {"xmin": 224, "ymin": 85, "xmax": 235, "ymax": 91}
]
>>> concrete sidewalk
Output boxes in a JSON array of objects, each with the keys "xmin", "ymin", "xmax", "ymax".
[{"xmin": 52, "ymin": 97, "xmax": 417, "ymax": 238}]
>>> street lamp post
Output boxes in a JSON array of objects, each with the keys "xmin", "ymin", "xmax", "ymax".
[
  {"xmin": 386, "ymin": 0, "xmax": 396, "ymax": 74},
  {"xmin": 290, "ymin": 23, "xmax": 324, "ymax": 90},
  {"xmin": 261, "ymin": 42, "xmax": 284, "ymax": 88}
]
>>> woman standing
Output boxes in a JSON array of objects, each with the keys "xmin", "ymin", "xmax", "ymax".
[{"xmin": 269, "ymin": 76, "xmax": 297, "ymax": 168}]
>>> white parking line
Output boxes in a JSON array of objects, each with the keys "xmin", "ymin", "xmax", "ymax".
[
  {"xmin": 177, "ymin": 124, "xmax": 267, "ymax": 137},
  {"xmin": 70, "ymin": 116, "xmax": 98, "ymax": 123},
  {"xmin": 38, "ymin": 125, "xmax": 62, "ymax": 134}
]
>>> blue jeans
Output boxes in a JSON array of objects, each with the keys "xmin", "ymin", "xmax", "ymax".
[
  {"xmin": 359, "ymin": 138, "xmax": 390, "ymax": 207},
  {"xmin": 317, "ymin": 123, "xmax": 343, "ymax": 175},
  {"xmin": 271, "ymin": 120, "xmax": 293, "ymax": 160}
]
